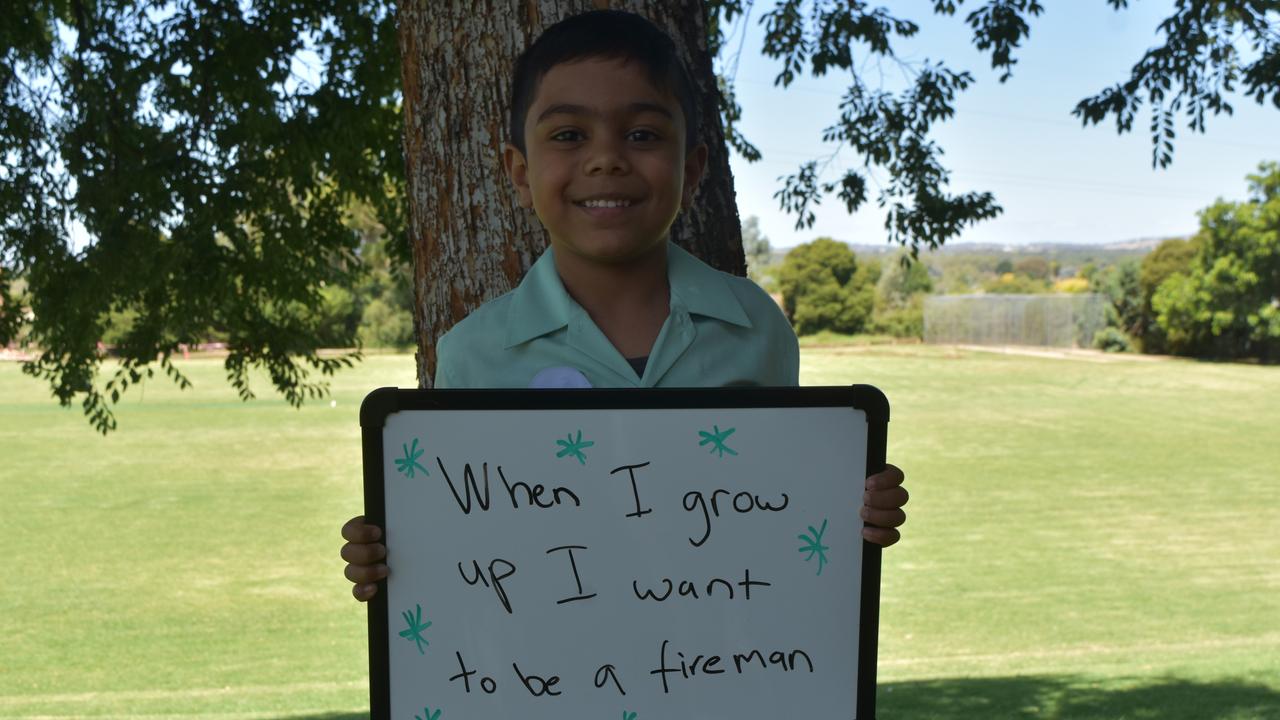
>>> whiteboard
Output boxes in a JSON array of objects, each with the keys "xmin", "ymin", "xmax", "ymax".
[{"xmin": 360, "ymin": 387, "xmax": 888, "ymax": 720}]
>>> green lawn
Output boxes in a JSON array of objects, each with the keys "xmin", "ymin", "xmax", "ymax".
[{"xmin": 1, "ymin": 347, "xmax": 1277, "ymax": 719}]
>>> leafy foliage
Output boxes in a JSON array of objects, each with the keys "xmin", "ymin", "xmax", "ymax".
[
  {"xmin": 1053, "ymin": 277, "xmax": 1091, "ymax": 294},
  {"xmin": 777, "ymin": 237, "xmax": 879, "ymax": 335},
  {"xmin": 744, "ymin": 1, "xmax": 1004, "ymax": 253},
  {"xmin": 6, "ymin": 1, "xmax": 1279, "ymax": 429},
  {"xmin": 707, "ymin": 0, "xmax": 1280, "ymax": 251},
  {"xmin": 1093, "ymin": 326, "xmax": 1134, "ymax": 353},
  {"xmin": 358, "ymin": 298, "xmax": 414, "ymax": 350},
  {"xmin": 870, "ymin": 253, "xmax": 934, "ymax": 339},
  {"xmin": 1014, "ymin": 256, "xmax": 1051, "ymax": 281},
  {"xmin": 1, "ymin": 0, "xmax": 401, "ymax": 431},
  {"xmin": 1138, "ymin": 236, "xmax": 1199, "ymax": 352},
  {"xmin": 741, "ymin": 214, "xmax": 773, "ymax": 282},
  {"xmin": 1152, "ymin": 162, "xmax": 1280, "ymax": 361},
  {"xmin": 984, "ymin": 272, "xmax": 1048, "ymax": 294},
  {"xmin": 1088, "ymin": 259, "xmax": 1143, "ymax": 344},
  {"xmin": 347, "ymin": 202, "xmax": 414, "ymax": 350},
  {"xmin": 1074, "ymin": 1, "xmax": 1280, "ymax": 169}
]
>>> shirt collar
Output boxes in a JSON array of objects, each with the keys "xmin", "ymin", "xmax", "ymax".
[
  {"xmin": 504, "ymin": 241, "xmax": 753, "ymax": 349},
  {"xmin": 665, "ymin": 241, "xmax": 753, "ymax": 329},
  {"xmin": 504, "ymin": 246, "xmax": 572, "ymax": 349}
]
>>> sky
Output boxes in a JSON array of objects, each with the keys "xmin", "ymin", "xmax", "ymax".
[{"xmin": 716, "ymin": 1, "xmax": 1280, "ymax": 249}]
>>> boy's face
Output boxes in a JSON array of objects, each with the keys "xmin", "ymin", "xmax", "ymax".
[{"xmin": 505, "ymin": 57, "xmax": 707, "ymax": 266}]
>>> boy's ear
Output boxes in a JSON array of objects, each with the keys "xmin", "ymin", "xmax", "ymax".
[
  {"xmin": 503, "ymin": 142, "xmax": 534, "ymax": 209},
  {"xmin": 681, "ymin": 142, "xmax": 709, "ymax": 210}
]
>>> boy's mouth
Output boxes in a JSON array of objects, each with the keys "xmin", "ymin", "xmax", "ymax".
[{"xmin": 574, "ymin": 197, "xmax": 637, "ymax": 209}]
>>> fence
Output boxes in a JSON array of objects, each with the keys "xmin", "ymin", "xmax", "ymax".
[{"xmin": 923, "ymin": 294, "xmax": 1107, "ymax": 348}]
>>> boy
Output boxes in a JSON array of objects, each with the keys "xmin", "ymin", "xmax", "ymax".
[{"xmin": 342, "ymin": 9, "xmax": 907, "ymax": 601}]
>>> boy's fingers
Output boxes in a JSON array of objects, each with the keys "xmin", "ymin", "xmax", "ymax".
[
  {"xmin": 862, "ymin": 526, "xmax": 901, "ymax": 547},
  {"xmin": 345, "ymin": 562, "xmax": 388, "ymax": 585},
  {"xmin": 863, "ymin": 485, "xmax": 909, "ymax": 510},
  {"xmin": 352, "ymin": 583, "xmax": 379, "ymax": 602},
  {"xmin": 865, "ymin": 464, "xmax": 905, "ymax": 491},
  {"xmin": 861, "ymin": 506, "xmax": 906, "ymax": 529},
  {"xmin": 340, "ymin": 541, "xmax": 387, "ymax": 565},
  {"xmin": 341, "ymin": 516, "xmax": 382, "ymax": 543}
]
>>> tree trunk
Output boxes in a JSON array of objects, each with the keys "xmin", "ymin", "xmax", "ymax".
[{"xmin": 398, "ymin": 0, "xmax": 744, "ymax": 387}]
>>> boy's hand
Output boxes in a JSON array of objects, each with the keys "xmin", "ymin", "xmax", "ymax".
[
  {"xmin": 341, "ymin": 515, "xmax": 388, "ymax": 601},
  {"xmin": 861, "ymin": 464, "xmax": 908, "ymax": 547}
]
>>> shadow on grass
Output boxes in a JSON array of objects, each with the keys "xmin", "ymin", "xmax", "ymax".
[
  {"xmin": 271, "ymin": 714, "xmax": 367, "ymax": 720},
  {"xmin": 268, "ymin": 677, "xmax": 1280, "ymax": 720},
  {"xmin": 880, "ymin": 675, "xmax": 1280, "ymax": 720}
]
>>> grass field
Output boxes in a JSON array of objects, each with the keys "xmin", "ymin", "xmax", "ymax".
[{"xmin": 1, "ymin": 346, "xmax": 1277, "ymax": 719}]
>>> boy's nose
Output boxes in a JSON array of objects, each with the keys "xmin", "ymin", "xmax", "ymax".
[{"xmin": 584, "ymin": 141, "xmax": 629, "ymax": 175}]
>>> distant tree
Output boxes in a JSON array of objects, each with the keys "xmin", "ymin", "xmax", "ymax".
[
  {"xmin": 1138, "ymin": 236, "xmax": 1199, "ymax": 352},
  {"xmin": 1079, "ymin": 261, "xmax": 1100, "ymax": 283},
  {"xmin": 1088, "ymin": 259, "xmax": 1143, "ymax": 343},
  {"xmin": 741, "ymin": 215, "xmax": 773, "ymax": 282},
  {"xmin": 1153, "ymin": 162, "xmax": 1280, "ymax": 361},
  {"xmin": 1141, "ymin": 238, "xmax": 1199, "ymax": 301},
  {"xmin": 995, "ymin": 258, "xmax": 1015, "ymax": 275},
  {"xmin": 934, "ymin": 255, "xmax": 986, "ymax": 294},
  {"xmin": 358, "ymin": 298, "xmax": 414, "ymax": 350},
  {"xmin": 2, "ymin": 0, "xmax": 400, "ymax": 431},
  {"xmin": 351, "ymin": 210, "xmax": 414, "ymax": 350},
  {"xmin": 872, "ymin": 252, "xmax": 933, "ymax": 338},
  {"xmin": 878, "ymin": 253, "xmax": 934, "ymax": 306},
  {"xmin": 1014, "ymin": 256, "xmax": 1051, "ymax": 280},
  {"xmin": 777, "ymin": 238, "xmax": 877, "ymax": 335},
  {"xmin": 310, "ymin": 285, "xmax": 361, "ymax": 349}
]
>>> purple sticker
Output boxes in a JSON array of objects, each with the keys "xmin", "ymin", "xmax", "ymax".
[{"xmin": 528, "ymin": 366, "xmax": 593, "ymax": 389}]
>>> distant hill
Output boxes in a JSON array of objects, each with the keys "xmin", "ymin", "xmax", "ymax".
[{"xmin": 770, "ymin": 236, "xmax": 1182, "ymax": 265}]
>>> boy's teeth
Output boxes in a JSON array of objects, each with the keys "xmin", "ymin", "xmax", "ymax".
[{"xmin": 580, "ymin": 199, "xmax": 632, "ymax": 208}]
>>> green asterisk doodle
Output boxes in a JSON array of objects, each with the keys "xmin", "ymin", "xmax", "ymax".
[
  {"xmin": 697, "ymin": 425, "xmax": 738, "ymax": 458},
  {"xmin": 415, "ymin": 707, "xmax": 442, "ymax": 720},
  {"xmin": 396, "ymin": 438, "xmax": 429, "ymax": 478},
  {"xmin": 798, "ymin": 519, "xmax": 831, "ymax": 576},
  {"xmin": 622, "ymin": 712, "xmax": 637, "ymax": 720},
  {"xmin": 399, "ymin": 603, "xmax": 432, "ymax": 655},
  {"xmin": 555, "ymin": 430, "xmax": 595, "ymax": 465}
]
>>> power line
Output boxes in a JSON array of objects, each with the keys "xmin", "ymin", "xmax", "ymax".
[{"xmin": 732, "ymin": 76, "xmax": 1280, "ymax": 153}]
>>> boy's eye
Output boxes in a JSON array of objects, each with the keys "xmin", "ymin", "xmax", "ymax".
[
  {"xmin": 551, "ymin": 129, "xmax": 584, "ymax": 142},
  {"xmin": 628, "ymin": 129, "xmax": 660, "ymax": 142}
]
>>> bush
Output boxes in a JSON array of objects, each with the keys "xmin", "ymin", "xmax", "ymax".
[
  {"xmin": 870, "ymin": 294, "xmax": 925, "ymax": 339},
  {"xmin": 358, "ymin": 298, "xmax": 414, "ymax": 349},
  {"xmin": 310, "ymin": 285, "xmax": 361, "ymax": 348},
  {"xmin": 984, "ymin": 272, "xmax": 1049, "ymax": 294},
  {"xmin": 777, "ymin": 238, "xmax": 879, "ymax": 335},
  {"xmin": 1053, "ymin": 277, "xmax": 1091, "ymax": 293},
  {"xmin": 1093, "ymin": 327, "xmax": 1133, "ymax": 353}
]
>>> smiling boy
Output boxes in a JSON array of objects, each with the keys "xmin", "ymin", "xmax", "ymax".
[{"xmin": 341, "ymin": 9, "xmax": 907, "ymax": 600}]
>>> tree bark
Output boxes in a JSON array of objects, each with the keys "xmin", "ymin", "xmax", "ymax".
[{"xmin": 398, "ymin": 0, "xmax": 744, "ymax": 387}]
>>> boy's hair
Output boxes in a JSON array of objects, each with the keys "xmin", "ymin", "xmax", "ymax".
[{"xmin": 508, "ymin": 10, "xmax": 700, "ymax": 155}]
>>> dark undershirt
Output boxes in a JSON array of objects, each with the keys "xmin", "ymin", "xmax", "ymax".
[{"xmin": 627, "ymin": 356, "xmax": 648, "ymax": 379}]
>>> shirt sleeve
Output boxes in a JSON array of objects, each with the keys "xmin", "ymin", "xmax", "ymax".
[
  {"xmin": 782, "ymin": 329, "xmax": 800, "ymax": 386},
  {"xmin": 432, "ymin": 331, "xmax": 460, "ymax": 388},
  {"xmin": 770, "ymin": 318, "xmax": 800, "ymax": 386}
]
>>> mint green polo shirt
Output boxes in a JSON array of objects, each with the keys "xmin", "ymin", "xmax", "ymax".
[{"xmin": 434, "ymin": 242, "xmax": 799, "ymax": 388}]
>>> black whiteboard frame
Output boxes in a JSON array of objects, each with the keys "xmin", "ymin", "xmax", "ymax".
[{"xmin": 359, "ymin": 385, "xmax": 889, "ymax": 720}]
